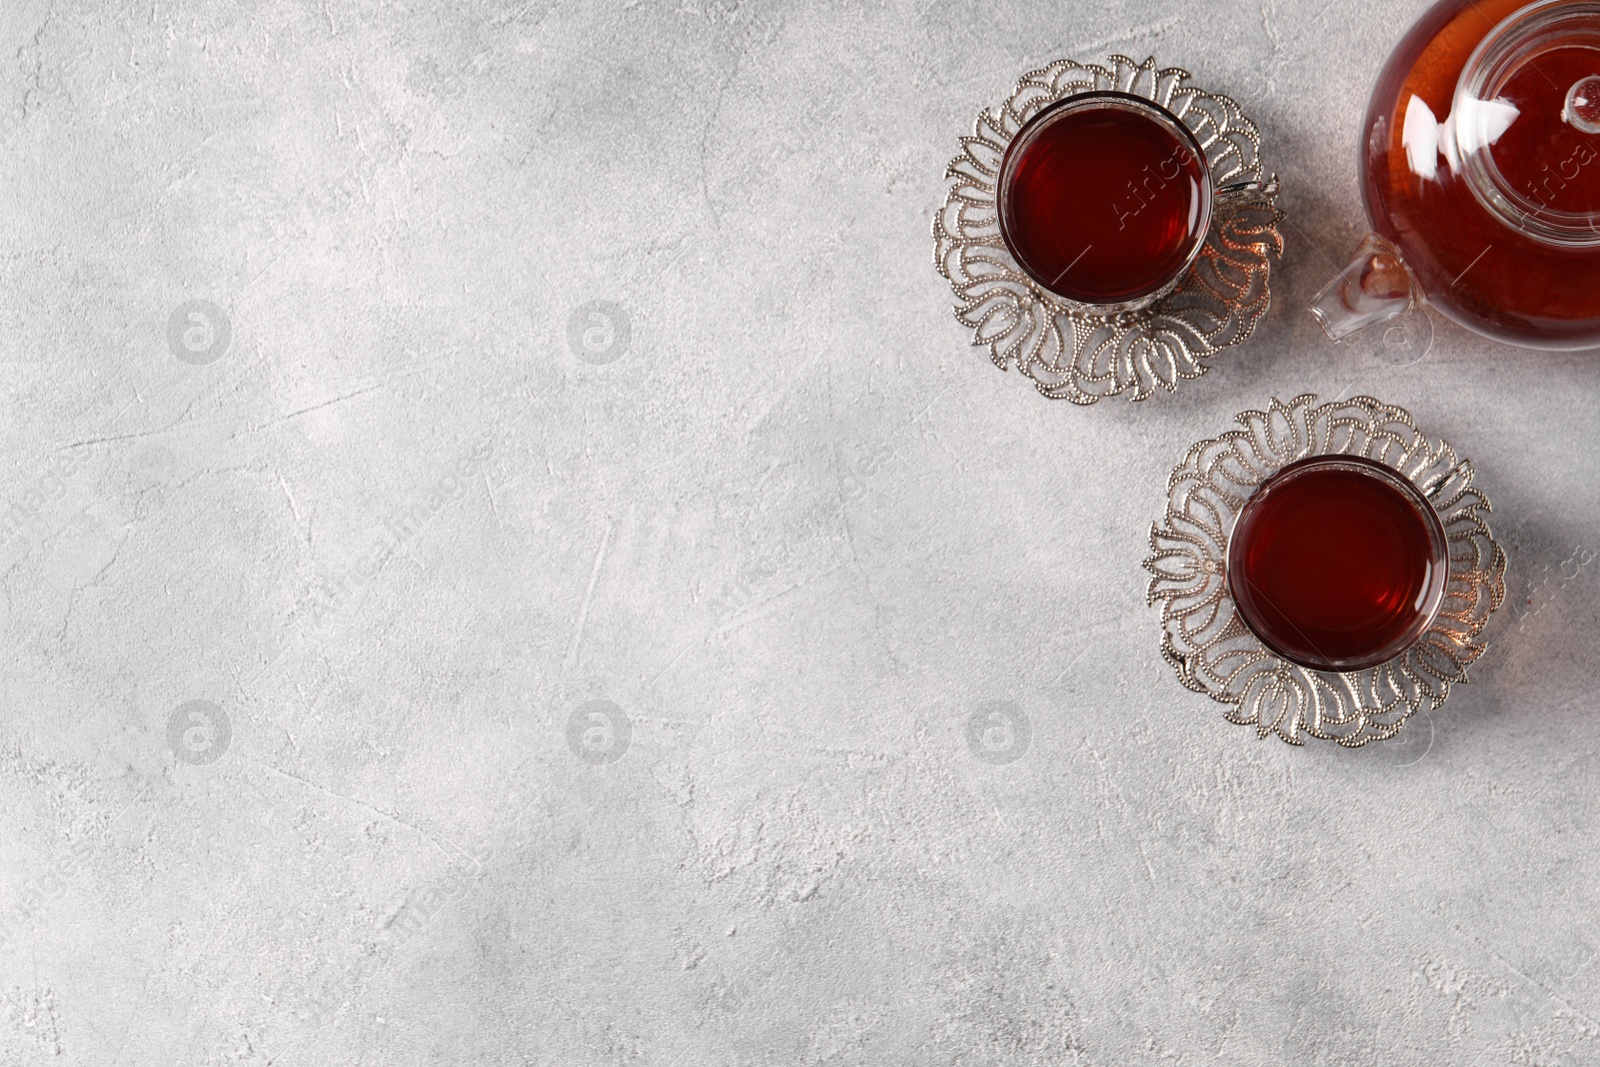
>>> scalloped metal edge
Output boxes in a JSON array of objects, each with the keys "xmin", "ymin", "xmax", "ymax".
[
  {"xmin": 1142, "ymin": 394, "xmax": 1508, "ymax": 747},
  {"xmin": 933, "ymin": 55, "xmax": 1284, "ymax": 405}
]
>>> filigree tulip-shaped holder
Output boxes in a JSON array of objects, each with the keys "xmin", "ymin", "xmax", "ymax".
[
  {"xmin": 1144, "ymin": 395, "xmax": 1507, "ymax": 746},
  {"xmin": 934, "ymin": 55, "xmax": 1284, "ymax": 404}
]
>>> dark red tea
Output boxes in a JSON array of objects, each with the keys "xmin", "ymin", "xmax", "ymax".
[
  {"xmin": 998, "ymin": 93, "xmax": 1211, "ymax": 305},
  {"xmin": 1227, "ymin": 456, "xmax": 1448, "ymax": 672},
  {"xmin": 1491, "ymin": 47, "xmax": 1600, "ymax": 215}
]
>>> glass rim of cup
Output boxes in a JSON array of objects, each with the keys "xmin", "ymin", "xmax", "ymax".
[
  {"xmin": 995, "ymin": 90, "xmax": 1216, "ymax": 311},
  {"xmin": 1224, "ymin": 453, "xmax": 1452, "ymax": 673}
]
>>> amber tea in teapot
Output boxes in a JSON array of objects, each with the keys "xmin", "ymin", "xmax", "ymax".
[{"xmin": 1312, "ymin": 0, "xmax": 1600, "ymax": 349}]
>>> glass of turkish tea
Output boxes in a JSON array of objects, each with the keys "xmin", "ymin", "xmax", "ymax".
[
  {"xmin": 996, "ymin": 92, "xmax": 1225, "ymax": 312},
  {"xmin": 1225, "ymin": 455, "xmax": 1451, "ymax": 673}
]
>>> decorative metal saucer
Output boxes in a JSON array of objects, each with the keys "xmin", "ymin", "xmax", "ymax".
[
  {"xmin": 933, "ymin": 55, "xmax": 1284, "ymax": 405},
  {"xmin": 1143, "ymin": 395, "xmax": 1507, "ymax": 746}
]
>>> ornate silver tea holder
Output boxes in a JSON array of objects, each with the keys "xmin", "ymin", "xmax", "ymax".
[
  {"xmin": 934, "ymin": 55, "xmax": 1284, "ymax": 405},
  {"xmin": 1143, "ymin": 395, "xmax": 1508, "ymax": 747}
]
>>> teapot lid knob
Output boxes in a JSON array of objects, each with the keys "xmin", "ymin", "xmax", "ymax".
[{"xmin": 1566, "ymin": 74, "xmax": 1600, "ymax": 134}]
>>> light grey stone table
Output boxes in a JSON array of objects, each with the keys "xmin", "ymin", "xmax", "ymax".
[{"xmin": 1, "ymin": 1, "xmax": 1597, "ymax": 1064}]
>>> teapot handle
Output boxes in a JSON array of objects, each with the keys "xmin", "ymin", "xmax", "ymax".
[
  {"xmin": 1214, "ymin": 176, "xmax": 1281, "ymax": 206},
  {"xmin": 1309, "ymin": 233, "xmax": 1421, "ymax": 341}
]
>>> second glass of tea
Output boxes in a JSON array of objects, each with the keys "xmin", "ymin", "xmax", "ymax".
[{"xmin": 1226, "ymin": 456, "xmax": 1450, "ymax": 673}]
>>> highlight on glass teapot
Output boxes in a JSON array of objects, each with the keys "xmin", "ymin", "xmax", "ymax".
[{"xmin": 1311, "ymin": 0, "xmax": 1600, "ymax": 350}]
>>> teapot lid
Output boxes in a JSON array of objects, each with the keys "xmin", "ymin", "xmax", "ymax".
[{"xmin": 1453, "ymin": 0, "xmax": 1600, "ymax": 246}]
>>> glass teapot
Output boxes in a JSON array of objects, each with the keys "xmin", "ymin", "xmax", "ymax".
[{"xmin": 1311, "ymin": 0, "xmax": 1600, "ymax": 350}]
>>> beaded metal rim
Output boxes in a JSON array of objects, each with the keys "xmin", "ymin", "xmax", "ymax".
[
  {"xmin": 1143, "ymin": 395, "xmax": 1508, "ymax": 747},
  {"xmin": 933, "ymin": 55, "xmax": 1285, "ymax": 405}
]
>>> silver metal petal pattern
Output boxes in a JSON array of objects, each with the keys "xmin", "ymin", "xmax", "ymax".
[
  {"xmin": 1143, "ymin": 395, "xmax": 1508, "ymax": 746},
  {"xmin": 933, "ymin": 55, "xmax": 1284, "ymax": 405}
]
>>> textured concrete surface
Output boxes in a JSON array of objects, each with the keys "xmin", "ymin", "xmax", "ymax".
[{"xmin": 1, "ymin": 0, "xmax": 1598, "ymax": 1064}]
